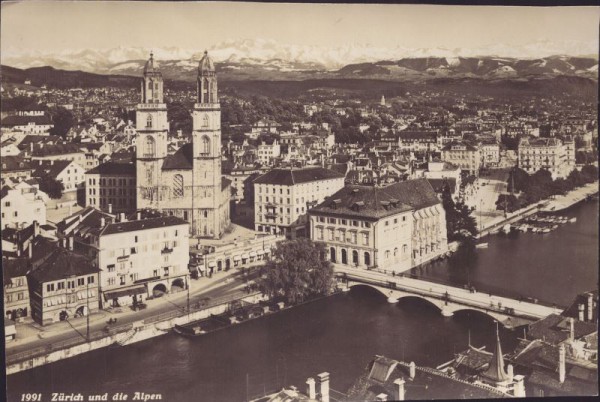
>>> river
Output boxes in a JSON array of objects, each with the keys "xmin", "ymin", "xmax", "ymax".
[{"xmin": 6, "ymin": 200, "xmax": 597, "ymax": 402}]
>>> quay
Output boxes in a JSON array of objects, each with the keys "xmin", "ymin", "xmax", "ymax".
[{"xmin": 476, "ymin": 181, "xmax": 598, "ymax": 238}]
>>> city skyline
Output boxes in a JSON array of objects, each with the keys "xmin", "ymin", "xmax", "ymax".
[{"xmin": 1, "ymin": 2, "xmax": 599, "ymax": 62}]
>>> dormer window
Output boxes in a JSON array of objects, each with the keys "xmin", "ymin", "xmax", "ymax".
[
  {"xmin": 381, "ymin": 201, "xmax": 390, "ymax": 210},
  {"xmin": 351, "ymin": 201, "xmax": 364, "ymax": 212},
  {"xmin": 331, "ymin": 199, "xmax": 341, "ymax": 209}
]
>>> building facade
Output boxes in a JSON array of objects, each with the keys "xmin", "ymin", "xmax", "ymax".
[
  {"xmin": 60, "ymin": 208, "xmax": 190, "ymax": 308},
  {"xmin": 1, "ymin": 183, "xmax": 48, "ymax": 229},
  {"xmin": 518, "ymin": 137, "xmax": 575, "ymax": 179},
  {"xmin": 253, "ymin": 167, "xmax": 345, "ymax": 238},
  {"xmin": 27, "ymin": 242, "xmax": 100, "ymax": 326},
  {"xmin": 85, "ymin": 162, "xmax": 137, "ymax": 213},
  {"xmin": 135, "ymin": 52, "xmax": 231, "ymax": 238},
  {"xmin": 441, "ymin": 141, "xmax": 481, "ymax": 175},
  {"xmin": 309, "ymin": 179, "xmax": 448, "ymax": 273}
]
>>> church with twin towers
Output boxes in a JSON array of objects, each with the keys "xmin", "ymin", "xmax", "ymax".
[{"xmin": 135, "ymin": 51, "xmax": 231, "ymax": 238}]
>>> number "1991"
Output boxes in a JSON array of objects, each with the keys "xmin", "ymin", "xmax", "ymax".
[{"xmin": 22, "ymin": 394, "xmax": 42, "ymax": 401}]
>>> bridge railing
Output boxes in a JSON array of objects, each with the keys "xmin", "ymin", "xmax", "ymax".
[
  {"xmin": 349, "ymin": 267, "xmax": 563, "ymax": 309},
  {"xmin": 337, "ymin": 271, "xmax": 561, "ymax": 319}
]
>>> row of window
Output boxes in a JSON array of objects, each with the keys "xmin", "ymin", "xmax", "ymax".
[
  {"xmin": 316, "ymin": 216, "xmax": 372, "ymax": 228},
  {"xmin": 89, "ymin": 178, "xmax": 135, "ymax": 187},
  {"xmin": 5, "ymin": 292, "xmax": 26, "ymax": 302},
  {"xmin": 316, "ymin": 227, "xmax": 369, "ymax": 245},
  {"xmin": 46, "ymin": 276, "xmax": 95, "ymax": 292}
]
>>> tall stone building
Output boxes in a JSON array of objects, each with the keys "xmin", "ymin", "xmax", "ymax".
[{"xmin": 136, "ymin": 52, "xmax": 231, "ymax": 238}]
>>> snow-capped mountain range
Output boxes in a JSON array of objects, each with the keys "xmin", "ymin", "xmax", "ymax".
[{"xmin": 2, "ymin": 39, "xmax": 597, "ymax": 81}]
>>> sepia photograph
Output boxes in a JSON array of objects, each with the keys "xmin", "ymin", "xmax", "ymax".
[{"xmin": 1, "ymin": 1, "xmax": 598, "ymax": 401}]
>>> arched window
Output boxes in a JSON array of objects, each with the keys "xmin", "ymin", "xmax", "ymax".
[
  {"xmin": 402, "ymin": 244, "xmax": 408, "ymax": 254},
  {"xmin": 202, "ymin": 115, "xmax": 209, "ymax": 128},
  {"xmin": 146, "ymin": 114, "xmax": 153, "ymax": 128},
  {"xmin": 364, "ymin": 252, "xmax": 371, "ymax": 266},
  {"xmin": 143, "ymin": 136, "xmax": 155, "ymax": 157},
  {"xmin": 394, "ymin": 247, "xmax": 398, "ymax": 256},
  {"xmin": 173, "ymin": 174, "xmax": 184, "ymax": 197},
  {"xmin": 201, "ymin": 136, "xmax": 210, "ymax": 155}
]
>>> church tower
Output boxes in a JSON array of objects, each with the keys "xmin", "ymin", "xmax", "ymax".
[
  {"xmin": 136, "ymin": 52, "xmax": 168, "ymax": 210},
  {"xmin": 192, "ymin": 51, "xmax": 225, "ymax": 237}
]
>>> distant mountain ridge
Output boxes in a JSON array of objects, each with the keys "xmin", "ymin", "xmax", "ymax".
[{"xmin": 2, "ymin": 38, "xmax": 597, "ymax": 81}]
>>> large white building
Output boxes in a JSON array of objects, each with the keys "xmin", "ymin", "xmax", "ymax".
[
  {"xmin": 518, "ymin": 137, "xmax": 575, "ymax": 179},
  {"xmin": 1, "ymin": 181, "xmax": 48, "ymax": 229},
  {"xmin": 309, "ymin": 179, "xmax": 448, "ymax": 273},
  {"xmin": 59, "ymin": 207, "xmax": 190, "ymax": 308},
  {"xmin": 257, "ymin": 139, "xmax": 281, "ymax": 165},
  {"xmin": 135, "ymin": 52, "xmax": 231, "ymax": 238},
  {"xmin": 253, "ymin": 167, "xmax": 345, "ymax": 238}
]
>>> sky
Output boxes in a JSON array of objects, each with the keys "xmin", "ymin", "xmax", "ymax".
[{"xmin": 1, "ymin": 1, "xmax": 599, "ymax": 57}]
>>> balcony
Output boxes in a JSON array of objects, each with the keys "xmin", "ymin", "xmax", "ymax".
[
  {"xmin": 265, "ymin": 212, "xmax": 278, "ymax": 219},
  {"xmin": 161, "ymin": 247, "xmax": 174, "ymax": 254}
]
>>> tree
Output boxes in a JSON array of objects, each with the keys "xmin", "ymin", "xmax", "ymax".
[
  {"xmin": 581, "ymin": 165, "xmax": 598, "ymax": 184},
  {"xmin": 38, "ymin": 175, "xmax": 64, "ymax": 199},
  {"xmin": 258, "ymin": 239, "xmax": 334, "ymax": 305},
  {"xmin": 495, "ymin": 194, "xmax": 520, "ymax": 213},
  {"xmin": 441, "ymin": 182, "xmax": 477, "ymax": 242},
  {"xmin": 49, "ymin": 107, "xmax": 74, "ymax": 138}
]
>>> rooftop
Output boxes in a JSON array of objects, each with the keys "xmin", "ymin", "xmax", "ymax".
[
  {"xmin": 253, "ymin": 167, "xmax": 344, "ymax": 186},
  {"xmin": 310, "ymin": 179, "xmax": 440, "ymax": 220},
  {"xmin": 346, "ymin": 355, "xmax": 507, "ymax": 400},
  {"xmin": 86, "ymin": 161, "xmax": 136, "ymax": 175}
]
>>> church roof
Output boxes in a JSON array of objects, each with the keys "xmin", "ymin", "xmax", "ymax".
[
  {"xmin": 162, "ymin": 143, "xmax": 193, "ymax": 170},
  {"xmin": 199, "ymin": 51, "xmax": 215, "ymax": 74}
]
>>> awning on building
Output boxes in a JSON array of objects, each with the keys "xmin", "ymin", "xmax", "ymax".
[
  {"xmin": 233, "ymin": 255, "xmax": 241, "ymax": 261},
  {"xmin": 242, "ymin": 253, "xmax": 249, "ymax": 259},
  {"xmin": 249, "ymin": 251, "xmax": 257, "ymax": 258},
  {"xmin": 104, "ymin": 284, "xmax": 146, "ymax": 300},
  {"xmin": 208, "ymin": 261, "xmax": 216, "ymax": 268}
]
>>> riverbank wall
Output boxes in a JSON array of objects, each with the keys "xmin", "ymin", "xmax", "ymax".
[{"xmin": 6, "ymin": 293, "xmax": 265, "ymax": 375}]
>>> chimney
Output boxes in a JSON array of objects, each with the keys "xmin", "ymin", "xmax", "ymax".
[
  {"xmin": 30, "ymin": 142, "xmax": 34, "ymax": 152},
  {"xmin": 513, "ymin": 375, "xmax": 526, "ymax": 397},
  {"xmin": 100, "ymin": 217, "xmax": 106, "ymax": 228},
  {"xmin": 33, "ymin": 220, "xmax": 40, "ymax": 237},
  {"xmin": 558, "ymin": 344, "xmax": 566, "ymax": 384},
  {"xmin": 375, "ymin": 394, "xmax": 387, "ymax": 402},
  {"xmin": 317, "ymin": 372, "xmax": 329, "ymax": 402},
  {"xmin": 507, "ymin": 364, "xmax": 514, "ymax": 382},
  {"xmin": 68, "ymin": 236, "xmax": 74, "ymax": 251},
  {"xmin": 569, "ymin": 317, "xmax": 575, "ymax": 341},
  {"xmin": 409, "ymin": 361, "xmax": 416, "ymax": 380},
  {"xmin": 394, "ymin": 378, "xmax": 405, "ymax": 401},
  {"xmin": 587, "ymin": 293, "xmax": 594, "ymax": 322},
  {"xmin": 28, "ymin": 242, "xmax": 33, "ymax": 259},
  {"xmin": 579, "ymin": 303, "xmax": 585, "ymax": 321},
  {"xmin": 306, "ymin": 378, "xmax": 316, "ymax": 400},
  {"xmin": 108, "ymin": 204, "xmax": 112, "ymax": 214}
]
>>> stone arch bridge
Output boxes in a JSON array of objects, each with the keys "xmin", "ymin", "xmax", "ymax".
[{"xmin": 335, "ymin": 267, "xmax": 563, "ymax": 328}]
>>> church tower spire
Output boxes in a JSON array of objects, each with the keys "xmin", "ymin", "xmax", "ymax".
[
  {"xmin": 191, "ymin": 50, "xmax": 227, "ymax": 238},
  {"xmin": 136, "ymin": 52, "xmax": 168, "ymax": 210}
]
